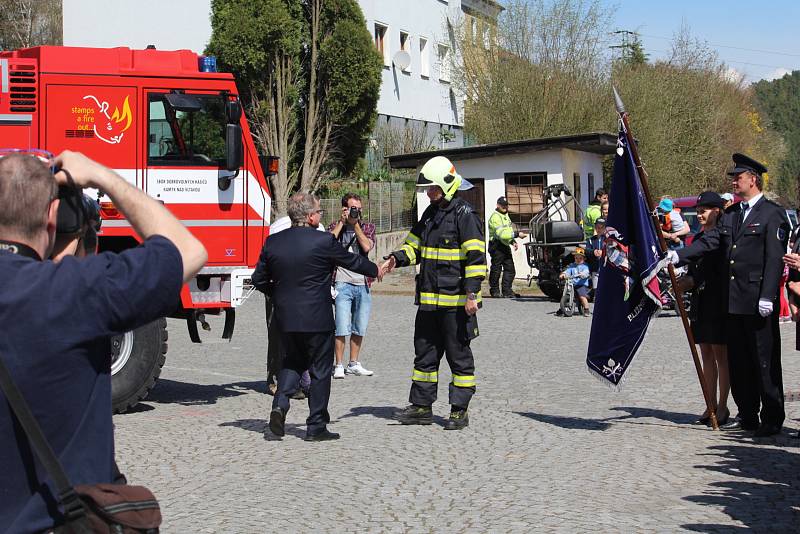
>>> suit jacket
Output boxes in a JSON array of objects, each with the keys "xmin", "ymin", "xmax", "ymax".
[
  {"xmin": 678, "ymin": 197, "xmax": 790, "ymax": 315},
  {"xmin": 251, "ymin": 226, "xmax": 379, "ymax": 332}
]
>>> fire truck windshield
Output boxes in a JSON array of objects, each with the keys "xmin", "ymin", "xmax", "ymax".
[{"xmin": 148, "ymin": 93, "xmax": 227, "ymax": 166}]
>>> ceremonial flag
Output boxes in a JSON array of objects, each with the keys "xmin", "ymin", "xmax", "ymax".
[{"xmin": 586, "ymin": 125, "xmax": 666, "ymax": 389}]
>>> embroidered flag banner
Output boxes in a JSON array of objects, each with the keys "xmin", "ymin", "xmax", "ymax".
[{"xmin": 586, "ymin": 126, "xmax": 665, "ymax": 389}]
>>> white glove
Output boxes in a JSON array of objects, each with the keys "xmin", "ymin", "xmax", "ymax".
[
  {"xmin": 758, "ymin": 299, "xmax": 773, "ymax": 317},
  {"xmin": 665, "ymin": 250, "xmax": 679, "ymax": 265}
]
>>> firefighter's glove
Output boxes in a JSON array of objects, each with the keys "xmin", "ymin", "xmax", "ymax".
[{"xmin": 758, "ymin": 299, "xmax": 773, "ymax": 317}]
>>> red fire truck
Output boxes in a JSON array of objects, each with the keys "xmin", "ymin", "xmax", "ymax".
[{"xmin": 0, "ymin": 46, "xmax": 276, "ymax": 412}]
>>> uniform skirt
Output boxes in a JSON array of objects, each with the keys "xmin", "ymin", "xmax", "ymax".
[{"xmin": 691, "ymin": 316, "xmax": 726, "ymax": 345}]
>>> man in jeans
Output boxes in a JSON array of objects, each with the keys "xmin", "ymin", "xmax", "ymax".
[{"xmin": 329, "ymin": 193, "xmax": 376, "ymax": 378}]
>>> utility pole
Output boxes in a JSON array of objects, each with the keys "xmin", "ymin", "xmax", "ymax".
[{"xmin": 610, "ymin": 30, "xmax": 637, "ymax": 62}]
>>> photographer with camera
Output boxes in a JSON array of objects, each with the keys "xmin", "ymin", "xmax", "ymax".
[
  {"xmin": 0, "ymin": 150, "xmax": 206, "ymax": 532},
  {"xmin": 328, "ymin": 193, "xmax": 376, "ymax": 378}
]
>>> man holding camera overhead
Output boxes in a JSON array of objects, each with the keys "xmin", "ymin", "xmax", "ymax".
[
  {"xmin": 329, "ymin": 193, "xmax": 377, "ymax": 378},
  {"xmin": 0, "ymin": 150, "xmax": 206, "ymax": 531}
]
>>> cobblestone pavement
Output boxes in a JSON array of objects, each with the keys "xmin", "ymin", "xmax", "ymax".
[{"xmin": 115, "ymin": 293, "xmax": 800, "ymax": 533}]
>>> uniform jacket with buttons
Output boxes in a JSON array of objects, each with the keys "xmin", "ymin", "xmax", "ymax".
[
  {"xmin": 392, "ymin": 196, "xmax": 486, "ymax": 311},
  {"xmin": 677, "ymin": 197, "xmax": 789, "ymax": 315}
]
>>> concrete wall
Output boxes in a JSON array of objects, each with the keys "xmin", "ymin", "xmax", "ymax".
[
  {"xmin": 414, "ymin": 148, "xmax": 605, "ymax": 279},
  {"xmin": 368, "ymin": 229, "xmax": 408, "ymax": 264}
]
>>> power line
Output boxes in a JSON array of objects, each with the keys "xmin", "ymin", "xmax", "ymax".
[
  {"xmin": 639, "ymin": 33, "xmax": 800, "ymax": 58},
  {"xmin": 646, "ymin": 48, "xmax": 791, "ymax": 71}
]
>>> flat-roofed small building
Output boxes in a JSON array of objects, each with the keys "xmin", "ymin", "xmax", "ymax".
[{"xmin": 387, "ymin": 132, "xmax": 617, "ymax": 279}]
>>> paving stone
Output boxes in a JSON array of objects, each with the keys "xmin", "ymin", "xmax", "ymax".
[{"xmin": 114, "ymin": 294, "xmax": 800, "ymax": 532}]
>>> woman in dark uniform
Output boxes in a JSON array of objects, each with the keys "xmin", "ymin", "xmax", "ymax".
[{"xmin": 681, "ymin": 192, "xmax": 730, "ymax": 425}]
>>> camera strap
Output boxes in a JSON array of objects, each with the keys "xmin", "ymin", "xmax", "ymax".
[
  {"xmin": 338, "ymin": 226, "xmax": 358, "ymax": 253},
  {"xmin": 0, "ymin": 240, "xmax": 42, "ymax": 261},
  {"xmin": 0, "ymin": 353, "xmax": 89, "ymax": 524}
]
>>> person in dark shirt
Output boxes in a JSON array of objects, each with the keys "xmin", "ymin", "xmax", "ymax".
[
  {"xmin": 0, "ymin": 150, "xmax": 207, "ymax": 533},
  {"xmin": 584, "ymin": 218, "xmax": 606, "ymax": 294}
]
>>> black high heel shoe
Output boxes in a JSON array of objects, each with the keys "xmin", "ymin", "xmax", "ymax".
[
  {"xmin": 694, "ymin": 414, "xmax": 711, "ymax": 425},
  {"xmin": 715, "ymin": 408, "xmax": 730, "ymax": 426}
]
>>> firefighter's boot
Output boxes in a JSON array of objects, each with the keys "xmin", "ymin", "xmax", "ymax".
[
  {"xmin": 444, "ymin": 407, "xmax": 469, "ymax": 430},
  {"xmin": 395, "ymin": 404, "xmax": 433, "ymax": 425}
]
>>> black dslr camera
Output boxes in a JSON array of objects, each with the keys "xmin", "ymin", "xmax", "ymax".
[
  {"xmin": 56, "ymin": 185, "xmax": 102, "ymax": 254},
  {"xmin": 349, "ymin": 206, "xmax": 362, "ymax": 220}
]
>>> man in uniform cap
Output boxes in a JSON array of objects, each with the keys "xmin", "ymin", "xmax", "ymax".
[
  {"xmin": 487, "ymin": 196, "xmax": 527, "ymax": 297},
  {"xmin": 667, "ymin": 153, "xmax": 790, "ymax": 437}
]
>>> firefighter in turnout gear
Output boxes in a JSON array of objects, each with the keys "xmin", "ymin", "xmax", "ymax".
[{"xmin": 381, "ymin": 156, "xmax": 486, "ymax": 430}]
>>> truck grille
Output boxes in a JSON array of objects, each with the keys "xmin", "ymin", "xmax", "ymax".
[{"xmin": 9, "ymin": 64, "xmax": 36, "ymax": 112}]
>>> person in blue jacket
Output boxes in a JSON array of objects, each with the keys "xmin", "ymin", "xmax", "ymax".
[{"xmin": 560, "ymin": 247, "xmax": 592, "ymax": 316}]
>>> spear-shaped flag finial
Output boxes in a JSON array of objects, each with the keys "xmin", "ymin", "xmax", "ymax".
[{"xmin": 613, "ymin": 86, "xmax": 625, "ymax": 114}]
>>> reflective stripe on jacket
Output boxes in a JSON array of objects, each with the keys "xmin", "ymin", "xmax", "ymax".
[
  {"xmin": 391, "ymin": 197, "xmax": 486, "ymax": 311},
  {"xmin": 488, "ymin": 210, "xmax": 515, "ymax": 246}
]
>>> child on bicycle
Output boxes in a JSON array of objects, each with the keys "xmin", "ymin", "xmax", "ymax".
[{"xmin": 560, "ymin": 247, "xmax": 591, "ymax": 316}]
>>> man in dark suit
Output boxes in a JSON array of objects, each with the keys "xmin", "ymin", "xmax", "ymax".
[
  {"xmin": 252, "ymin": 192, "xmax": 380, "ymax": 441},
  {"xmin": 668, "ymin": 153, "xmax": 790, "ymax": 437}
]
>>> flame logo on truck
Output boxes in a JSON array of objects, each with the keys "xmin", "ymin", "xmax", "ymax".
[{"xmin": 82, "ymin": 95, "xmax": 133, "ymax": 144}]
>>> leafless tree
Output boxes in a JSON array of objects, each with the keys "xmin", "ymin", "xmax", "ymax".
[{"xmin": 0, "ymin": 0, "xmax": 62, "ymax": 50}]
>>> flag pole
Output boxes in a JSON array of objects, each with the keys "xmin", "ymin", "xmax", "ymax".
[{"xmin": 613, "ymin": 87, "xmax": 719, "ymax": 430}]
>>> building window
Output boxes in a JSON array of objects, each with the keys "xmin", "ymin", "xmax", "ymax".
[
  {"xmin": 399, "ymin": 31, "xmax": 411, "ymax": 72},
  {"xmin": 374, "ymin": 23, "xmax": 389, "ymax": 66},
  {"xmin": 419, "ymin": 37, "xmax": 429, "ymax": 78},
  {"xmin": 438, "ymin": 44, "xmax": 451, "ymax": 83},
  {"xmin": 470, "ymin": 17, "xmax": 477, "ymax": 46},
  {"xmin": 573, "ymin": 172, "xmax": 581, "ymax": 221},
  {"xmin": 505, "ymin": 172, "xmax": 547, "ymax": 227}
]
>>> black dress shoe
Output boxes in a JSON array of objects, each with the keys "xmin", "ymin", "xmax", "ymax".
[
  {"xmin": 269, "ymin": 407, "xmax": 286, "ymax": 437},
  {"xmin": 720, "ymin": 419, "xmax": 759, "ymax": 431},
  {"xmin": 754, "ymin": 424, "xmax": 781, "ymax": 438},
  {"xmin": 303, "ymin": 429, "xmax": 340, "ymax": 442}
]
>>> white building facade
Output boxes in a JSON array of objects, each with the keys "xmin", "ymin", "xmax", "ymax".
[{"xmin": 358, "ymin": 0, "xmax": 501, "ymax": 151}]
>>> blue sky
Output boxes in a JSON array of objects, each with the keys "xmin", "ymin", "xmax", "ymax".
[{"xmin": 604, "ymin": 0, "xmax": 799, "ymax": 82}]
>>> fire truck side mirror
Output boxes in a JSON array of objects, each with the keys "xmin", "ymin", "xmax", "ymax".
[
  {"xmin": 226, "ymin": 100, "xmax": 242, "ymax": 123},
  {"xmin": 225, "ymin": 124, "xmax": 244, "ymax": 172}
]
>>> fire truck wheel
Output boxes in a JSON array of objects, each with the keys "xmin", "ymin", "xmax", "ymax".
[{"xmin": 111, "ymin": 318, "xmax": 168, "ymax": 414}]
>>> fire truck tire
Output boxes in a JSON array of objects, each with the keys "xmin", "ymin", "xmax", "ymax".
[{"xmin": 111, "ymin": 318, "xmax": 168, "ymax": 414}]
